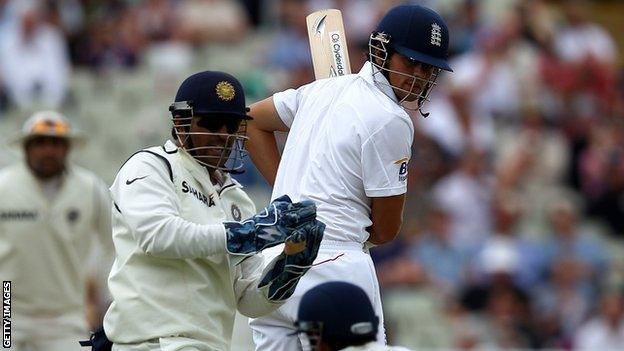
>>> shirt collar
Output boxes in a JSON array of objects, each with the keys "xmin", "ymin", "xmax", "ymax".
[
  {"xmin": 164, "ymin": 139, "xmax": 178, "ymax": 153},
  {"xmin": 358, "ymin": 61, "xmax": 398, "ymax": 103}
]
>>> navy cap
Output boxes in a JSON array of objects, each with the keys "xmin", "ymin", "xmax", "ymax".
[
  {"xmin": 296, "ymin": 282, "xmax": 379, "ymax": 342},
  {"xmin": 375, "ymin": 5, "xmax": 452, "ymax": 72},
  {"xmin": 172, "ymin": 71, "xmax": 250, "ymax": 119}
]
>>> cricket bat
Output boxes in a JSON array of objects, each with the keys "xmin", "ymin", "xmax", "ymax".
[{"xmin": 306, "ymin": 9, "xmax": 351, "ymax": 79}]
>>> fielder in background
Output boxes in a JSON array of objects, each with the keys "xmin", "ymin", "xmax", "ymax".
[
  {"xmin": 0, "ymin": 111, "xmax": 113, "ymax": 351},
  {"xmin": 102, "ymin": 71, "xmax": 324, "ymax": 351},
  {"xmin": 247, "ymin": 5, "xmax": 452, "ymax": 349},
  {"xmin": 295, "ymin": 282, "xmax": 412, "ymax": 351}
]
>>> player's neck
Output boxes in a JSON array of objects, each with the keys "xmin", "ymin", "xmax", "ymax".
[{"xmin": 209, "ymin": 169, "xmax": 225, "ymax": 187}]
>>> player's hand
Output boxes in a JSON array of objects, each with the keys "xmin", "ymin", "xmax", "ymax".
[
  {"xmin": 259, "ymin": 219, "xmax": 325, "ymax": 301},
  {"xmin": 283, "ymin": 219, "xmax": 324, "ymax": 264},
  {"xmin": 224, "ymin": 195, "xmax": 317, "ymax": 256}
]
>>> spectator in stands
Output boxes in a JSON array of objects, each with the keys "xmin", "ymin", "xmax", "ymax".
[
  {"xmin": 532, "ymin": 257, "xmax": 592, "ymax": 348},
  {"xmin": 475, "ymin": 193, "xmax": 548, "ymax": 291},
  {"xmin": 410, "ymin": 206, "xmax": 468, "ymax": 296},
  {"xmin": 176, "ymin": 0, "xmax": 249, "ymax": 45},
  {"xmin": 542, "ymin": 199, "xmax": 609, "ymax": 302},
  {"xmin": 496, "ymin": 108, "xmax": 570, "ymax": 234},
  {"xmin": 447, "ymin": 0, "xmax": 481, "ymax": 56},
  {"xmin": 553, "ymin": 0, "xmax": 618, "ymax": 113},
  {"xmin": 579, "ymin": 121, "xmax": 624, "ymax": 237},
  {"xmin": 263, "ymin": 0, "xmax": 313, "ymax": 88},
  {"xmin": 460, "ymin": 240, "xmax": 536, "ymax": 349},
  {"xmin": 554, "ymin": 0, "xmax": 617, "ymax": 67},
  {"xmin": 574, "ymin": 288, "xmax": 624, "ymax": 350},
  {"xmin": 0, "ymin": 0, "xmax": 70, "ymax": 110},
  {"xmin": 432, "ymin": 149, "xmax": 493, "ymax": 254}
]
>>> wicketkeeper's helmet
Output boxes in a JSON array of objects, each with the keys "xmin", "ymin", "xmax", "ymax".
[{"xmin": 169, "ymin": 71, "xmax": 251, "ymax": 173}]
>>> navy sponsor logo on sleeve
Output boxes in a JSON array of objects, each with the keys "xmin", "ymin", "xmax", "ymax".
[{"xmin": 394, "ymin": 157, "xmax": 409, "ymax": 182}]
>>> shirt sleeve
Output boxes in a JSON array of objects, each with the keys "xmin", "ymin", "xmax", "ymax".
[
  {"xmin": 273, "ymin": 81, "xmax": 317, "ymax": 128},
  {"xmin": 361, "ymin": 116, "xmax": 413, "ymax": 197},
  {"xmin": 272, "ymin": 88, "xmax": 300, "ymax": 128},
  {"xmin": 110, "ymin": 153, "xmax": 227, "ymax": 259},
  {"xmin": 233, "ymin": 253, "xmax": 283, "ymax": 317}
]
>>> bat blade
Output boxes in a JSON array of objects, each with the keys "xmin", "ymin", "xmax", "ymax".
[{"xmin": 306, "ymin": 9, "xmax": 351, "ymax": 79}]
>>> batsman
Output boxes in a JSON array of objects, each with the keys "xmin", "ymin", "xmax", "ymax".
[
  {"xmin": 101, "ymin": 71, "xmax": 324, "ymax": 351},
  {"xmin": 247, "ymin": 5, "xmax": 453, "ymax": 350}
]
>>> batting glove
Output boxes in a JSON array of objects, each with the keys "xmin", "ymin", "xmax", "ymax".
[
  {"xmin": 225, "ymin": 195, "xmax": 317, "ymax": 256},
  {"xmin": 259, "ymin": 219, "xmax": 325, "ymax": 301}
]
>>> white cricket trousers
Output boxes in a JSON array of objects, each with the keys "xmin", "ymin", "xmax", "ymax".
[
  {"xmin": 249, "ymin": 241, "xmax": 386, "ymax": 351},
  {"xmin": 9, "ymin": 312, "xmax": 89, "ymax": 351}
]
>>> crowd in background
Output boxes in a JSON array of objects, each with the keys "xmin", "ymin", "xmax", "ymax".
[{"xmin": 0, "ymin": 0, "xmax": 623, "ymax": 350}]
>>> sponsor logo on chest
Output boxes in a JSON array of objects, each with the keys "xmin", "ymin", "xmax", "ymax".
[
  {"xmin": 0, "ymin": 210, "xmax": 38, "ymax": 221},
  {"xmin": 182, "ymin": 180, "xmax": 216, "ymax": 207}
]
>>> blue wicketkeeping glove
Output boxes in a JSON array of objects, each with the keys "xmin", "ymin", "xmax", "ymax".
[
  {"xmin": 225, "ymin": 195, "xmax": 317, "ymax": 256},
  {"xmin": 259, "ymin": 219, "xmax": 325, "ymax": 301}
]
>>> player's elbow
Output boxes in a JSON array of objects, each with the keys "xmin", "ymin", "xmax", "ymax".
[
  {"xmin": 369, "ymin": 218, "xmax": 402, "ymax": 245},
  {"xmin": 135, "ymin": 224, "xmax": 173, "ymax": 257},
  {"xmin": 137, "ymin": 233, "xmax": 160, "ymax": 256},
  {"xmin": 248, "ymin": 97, "xmax": 288, "ymax": 132}
]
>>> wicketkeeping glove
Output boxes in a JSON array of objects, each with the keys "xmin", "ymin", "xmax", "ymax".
[
  {"xmin": 225, "ymin": 195, "xmax": 317, "ymax": 256},
  {"xmin": 259, "ymin": 219, "xmax": 325, "ymax": 301}
]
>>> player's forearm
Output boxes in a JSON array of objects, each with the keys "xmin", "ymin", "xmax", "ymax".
[
  {"xmin": 130, "ymin": 213, "xmax": 228, "ymax": 258},
  {"xmin": 235, "ymin": 253, "xmax": 284, "ymax": 317},
  {"xmin": 246, "ymin": 126, "xmax": 281, "ymax": 186},
  {"xmin": 367, "ymin": 194, "xmax": 405, "ymax": 244}
]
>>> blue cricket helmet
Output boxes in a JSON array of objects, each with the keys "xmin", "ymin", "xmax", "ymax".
[
  {"xmin": 295, "ymin": 281, "xmax": 379, "ymax": 344},
  {"xmin": 375, "ymin": 5, "xmax": 452, "ymax": 72},
  {"xmin": 170, "ymin": 70, "xmax": 251, "ymax": 119},
  {"xmin": 169, "ymin": 70, "xmax": 250, "ymax": 173}
]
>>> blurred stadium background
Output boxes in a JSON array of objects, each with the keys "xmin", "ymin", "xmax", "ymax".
[{"xmin": 1, "ymin": 0, "xmax": 623, "ymax": 349}]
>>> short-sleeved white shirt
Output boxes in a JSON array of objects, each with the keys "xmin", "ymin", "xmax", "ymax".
[{"xmin": 271, "ymin": 62, "xmax": 413, "ymax": 243}]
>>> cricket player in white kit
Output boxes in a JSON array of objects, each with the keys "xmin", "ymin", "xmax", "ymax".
[
  {"xmin": 0, "ymin": 111, "xmax": 112, "ymax": 351},
  {"xmin": 247, "ymin": 5, "xmax": 453, "ymax": 350},
  {"xmin": 101, "ymin": 71, "xmax": 324, "ymax": 351}
]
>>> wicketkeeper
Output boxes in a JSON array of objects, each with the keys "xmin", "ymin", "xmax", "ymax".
[{"xmin": 89, "ymin": 71, "xmax": 324, "ymax": 351}]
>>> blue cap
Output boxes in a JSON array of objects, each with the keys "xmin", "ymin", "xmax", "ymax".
[
  {"xmin": 296, "ymin": 282, "xmax": 379, "ymax": 342},
  {"xmin": 375, "ymin": 5, "xmax": 452, "ymax": 72},
  {"xmin": 171, "ymin": 71, "xmax": 250, "ymax": 119}
]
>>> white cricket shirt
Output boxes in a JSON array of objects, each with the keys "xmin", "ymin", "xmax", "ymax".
[
  {"xmin": 0, "ymin": 162, "xmax": 112, "ymax": 319},
  {"xmin": 104, "ymin": 141, "xmax": 282, "ymax": 350},
  {"xmin": 272, "ymin": 62, "xmax": 413, "ymax": 244}
]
